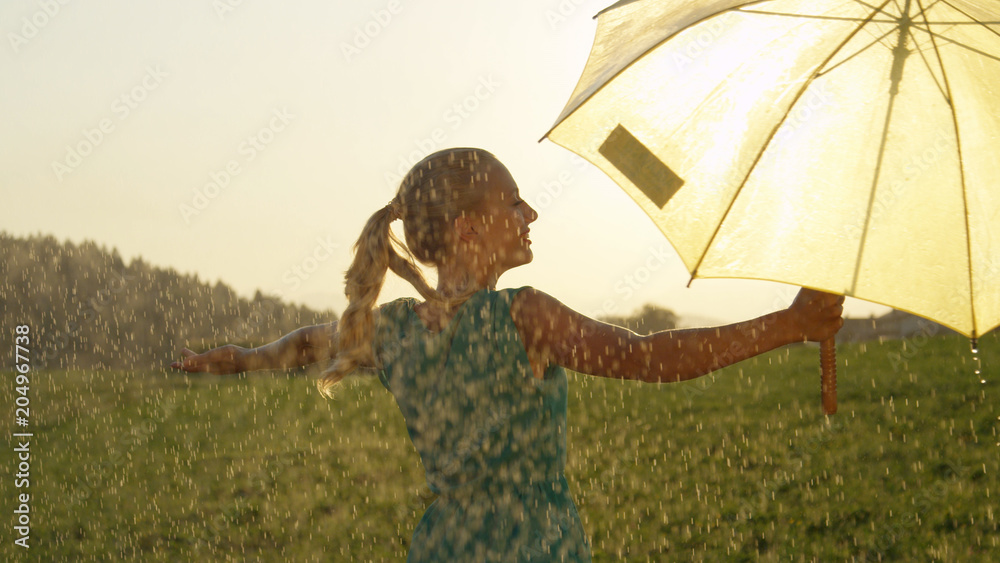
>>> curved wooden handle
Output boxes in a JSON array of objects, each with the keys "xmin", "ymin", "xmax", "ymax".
[{"xmin": 821, "ymin": 338, "xmax": 837, "ymax": 415}]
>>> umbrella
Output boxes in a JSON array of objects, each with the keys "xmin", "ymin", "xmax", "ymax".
[{"xmin": 543, "ymin": 0, "xmax": 1000, "ymax": 413}]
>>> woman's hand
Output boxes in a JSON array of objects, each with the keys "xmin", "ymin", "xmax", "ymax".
[
  {"xmin": 170, "ymin": 345, "xmax": 248, "ymax": 375},
  {"xmin": 785, "ymin": 288, "xmax": 845, "ymax": 343}
]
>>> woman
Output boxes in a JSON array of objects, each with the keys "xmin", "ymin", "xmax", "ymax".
[{"xmin": 173, "ymin": 148, "xmax": 844, "ymax": 562}]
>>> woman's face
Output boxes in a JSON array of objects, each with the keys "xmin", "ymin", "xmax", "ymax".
[{"xmin": 471, "ymin": 163, "xmax": 538, "ymax": 277}]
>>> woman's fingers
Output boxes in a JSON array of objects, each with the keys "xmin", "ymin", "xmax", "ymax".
[
  {"xmin": 171, "ymin": 345, "xmax": 245, "ymax": 375},
  {"xmin": 790, "ymin": 288, "xmax": 846, "ymax": 342},
  {"xmin": 171, "ymin": 348, "xmax": 209, "ymax": 372}
]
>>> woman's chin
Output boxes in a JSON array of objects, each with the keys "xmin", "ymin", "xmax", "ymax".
[{"xmin": 518, "ymin": 248, "xmax": 533, "ymax": 265}]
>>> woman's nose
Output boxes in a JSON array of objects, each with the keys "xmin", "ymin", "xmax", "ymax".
[{"xmin": 525, "ymin": 203, "xmax": 539, "ymax": 224}]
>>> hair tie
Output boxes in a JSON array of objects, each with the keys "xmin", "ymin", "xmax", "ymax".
[{"xmin": 387, "ymin": 198, "xmax": 402, "ymax": 221}]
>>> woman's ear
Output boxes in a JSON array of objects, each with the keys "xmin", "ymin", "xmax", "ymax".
[{"xmin": 453, "ymin": 215, "xmax": 479, "ymax": 243}]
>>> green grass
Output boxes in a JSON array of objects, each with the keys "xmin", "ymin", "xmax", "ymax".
[{"xmin": 2, "ymin": 333, "xmax": 998, "ymax": 562}]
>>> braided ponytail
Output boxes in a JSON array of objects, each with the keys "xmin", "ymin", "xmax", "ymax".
[{"xmin": 318, "ymin": 148, "xmax": 499, "ymax": 396}]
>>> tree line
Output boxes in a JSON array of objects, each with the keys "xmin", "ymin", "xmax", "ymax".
[{"xmin": 1, "ymin": 232, "xmax": 336, "ymax": 372}]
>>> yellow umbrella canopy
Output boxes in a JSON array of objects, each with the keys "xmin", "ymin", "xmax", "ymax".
[{"xmin": 545, "ymin": 0, "xmax": 1000, "ymax": 341}]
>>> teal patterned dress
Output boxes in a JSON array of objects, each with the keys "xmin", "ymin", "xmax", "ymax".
[{"xmin": 373, "ymin": 287, "xmax": 592, "ymax": 562}]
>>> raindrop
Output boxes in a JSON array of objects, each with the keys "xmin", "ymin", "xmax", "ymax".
[{"xmin": 970, "ymin": 338, "xmax": 984, "ymax": 383}]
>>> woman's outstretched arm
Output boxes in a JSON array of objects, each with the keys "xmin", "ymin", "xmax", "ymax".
[
  {"xmin": 171, "ymin": 322, "xmax": 338, "ymax": 375},
  {"xmin": 510, "ymin": 288, "xmax": 843, "ymax": 383}
]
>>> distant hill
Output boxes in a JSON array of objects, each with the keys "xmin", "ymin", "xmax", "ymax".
[
  {"xmin": 838, "ymin": 309, "xmax": 956, "ymax": 343},
  {"xmin": 0, "ymin": 232, "xmax": 337, "ymax": 371},
  {"xmin": 599, "ymin": 303, "xmax": 678, "ymax": 335}
]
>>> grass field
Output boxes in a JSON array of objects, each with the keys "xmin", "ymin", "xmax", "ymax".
[{"xmin": 3, "ymin": 333, "xmax": 997, "ymax": 561}]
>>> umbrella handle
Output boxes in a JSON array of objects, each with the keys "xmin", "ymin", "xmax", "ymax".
[{"xmin": 821, "ymin": 338, "xmax": 837, "ymax": 415}]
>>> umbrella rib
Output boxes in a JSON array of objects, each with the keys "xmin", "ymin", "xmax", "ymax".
[
  {"xmin": 540, "ymin": 0, "xmax": 777, "ymax": 142},
  {"xmin": 851, "ymin": 0, "xmax": 919, "ymax": 297},
  {"xmin": 920, "ymin": 28, "xmax": 1000, "ymax": 62},
  {"xmin": 856, "ymin": 0, "xmax": 900, "ymax": 17},
  {"xmin": 911, "ymin": 20, "xmax": 1000, "ymax": 24},
  {"xmin": 911, "ymin": 41, "xmax": 951, "ymax": 102},
  {"xmin": 737, "ymin": 9, "xmax": 883, "ymax": 23},
  {"xmin": 749, "ymin": 2, "xmax": 899, "ymax": 78},
  {"xmin": 941, "ymin": 0, "xmax": 1000, "ymax": 36},
  {"xmin": 913, "ymin": 1, "xmax": 1000, "ymax": 62},
  {"xmin": 918, "ymin": 0, "xmax": 979, "ymax": 339},
  {"xmin": 690, "ymin": 1, "xmax": 893, "ymax": 281},
  {"xmin": 816, "ymin": 27, "xmax": 898, "ymax": 78},
  {"xmin": 910, "ymin": 12, "xmax": 952, "ymax": 102}
]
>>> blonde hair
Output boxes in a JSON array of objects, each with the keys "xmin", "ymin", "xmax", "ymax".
[{"xmin": 318, "ymin": 148, "xmax": 501, "ymax": 396}]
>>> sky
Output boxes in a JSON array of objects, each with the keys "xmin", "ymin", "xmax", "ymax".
[{"xmin": 0, "ymin": 0, "xmax": 891, "ymax": 326}]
